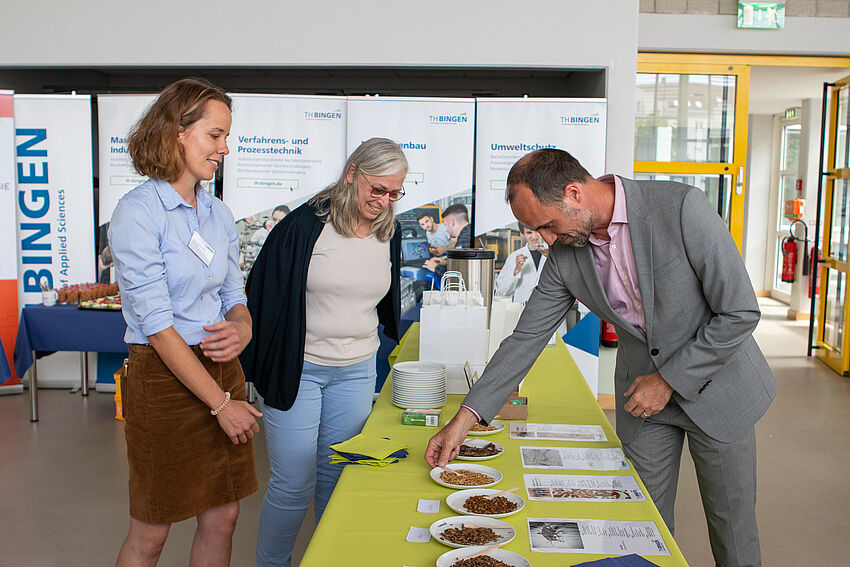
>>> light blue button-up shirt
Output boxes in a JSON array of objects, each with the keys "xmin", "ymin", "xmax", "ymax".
[{"xmin": 108, "ymin": 178, "xmax": 246, "ymax": 346}]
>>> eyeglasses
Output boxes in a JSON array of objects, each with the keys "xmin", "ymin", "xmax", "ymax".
[{"xmin": 359, "ymin": 170, "xmax": 405, "ymax": 202}]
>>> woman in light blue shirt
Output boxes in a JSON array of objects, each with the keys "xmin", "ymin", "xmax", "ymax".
[{"xmin": 109, "ymin": 78, "xmax": 261, "ymax": 567}]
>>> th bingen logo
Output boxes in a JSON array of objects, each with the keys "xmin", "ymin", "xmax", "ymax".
[
  {"xmin": 428, "ymin": 112, "xmax": 468, "ymax": 124},
  {"xmin": 305, "ymin": 109, "xmax": 343, "ymax": 121},
  {"xmin": 561, "ymin": 113, "xmax": 601, "ymax": 126}
]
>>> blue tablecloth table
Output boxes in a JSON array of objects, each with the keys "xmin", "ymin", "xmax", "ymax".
[
  {"xmin": 0, "ymin": 335, "xmax": 12, "ymax": 382},
  {"xmin": 13, "ymin": 304, "xmax": 127, "ymax": 421}
]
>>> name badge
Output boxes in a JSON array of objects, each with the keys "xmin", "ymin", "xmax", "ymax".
[{"xmin": 188, "ymin": 231, "xmax": 215, "ymax": 266}]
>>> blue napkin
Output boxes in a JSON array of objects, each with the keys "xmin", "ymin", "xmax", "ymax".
[{"xmin": 572, "ymin": 555, "xmax": 660, "ymax": 567}]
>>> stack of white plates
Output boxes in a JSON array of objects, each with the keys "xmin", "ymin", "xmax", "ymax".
[{"xmin": 391, "ymin": 361, "xmax": 447, "ymax": 409}]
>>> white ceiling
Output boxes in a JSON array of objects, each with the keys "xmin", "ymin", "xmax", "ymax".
[{"xmin": 749, "ymin": 66, "xmax": 849, "ymax": 115}]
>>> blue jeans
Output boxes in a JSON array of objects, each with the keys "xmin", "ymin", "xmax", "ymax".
[{"xmin": 256, "ymin": 355, "xmax": 377, "ymax": 567}]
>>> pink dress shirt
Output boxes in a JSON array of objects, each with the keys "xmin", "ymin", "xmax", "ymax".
[{"xmin": 589, "ymin": 175, "xmax": 645, "ymax": 335}]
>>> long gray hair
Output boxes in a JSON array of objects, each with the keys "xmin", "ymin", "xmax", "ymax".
[{"xmin": 310, "ymin": 137, "xmax": 408, "ymax": 241}]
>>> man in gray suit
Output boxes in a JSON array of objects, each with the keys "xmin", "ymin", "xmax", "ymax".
[{"xmin": 426, "ymin": 149, "xmax": 777, "ymax": 567}]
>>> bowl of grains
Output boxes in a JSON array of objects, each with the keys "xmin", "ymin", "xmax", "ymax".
[
  {"xmin": 446, "ymin": 489, "xmax": 525, "ymax": 518},
  {"xmin": 467, "ymin": 420, "xmax": 505, "ymax": 436},
  {"xmin": 431, "ymin": 464, "xmax": 502, "ymax": 489},
  {"xmin": 456, "ymin": 439, "xmax": 504, "ymax": 461},
  {"xmin": 429, "ymin": 516, "xmax": 515, "ymax": 548},
  {"xmin": 436, "ymin": 546, "xmax": 531, "ymax": 567}
]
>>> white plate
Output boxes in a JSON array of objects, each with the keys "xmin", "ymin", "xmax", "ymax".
[
  {"xmin": 436, "ymin": 546, "xmax": 531, "ymax": 567},
  {"xmin": 393, "ymin": 385, "xmax": 446, "ymax": 393},
  {"xmin": 429, "ymin": 516, "xmax": 515, "ymax": 548},
  {"xmin": 455, "ymin": 438, "xmax": 504, "ymax": 461},
  {"xmin": 392, "ymin": 361, "xmax": 446, "ymax": 374},
  {"xmin": 467, "ymin": 420, "xmax": 505, "ymax": 436},
  {"xmin": 430, "ymin": 464, "xmax": 502, "ymax": 489},
  {"xmin": 393, "ymin": 394, "xmax": 447, "ymax": 401},
  {"xmin": 446, "ymin": 488, "xmax": 525, "ymax": 518},
  {"xmin": 392, "ymin": 392, "xmax": 447, "ymax": 400},
  {"xmin": 393, "ymin": 377, "xmax": 445, "ymax": 384},
  {"xmin": 392, "ymin": 398, "xmax": 445, "ymax": 410},
  {"xmin": 393, "ymin": 370, "xmax": 446, "ymax": 377}
]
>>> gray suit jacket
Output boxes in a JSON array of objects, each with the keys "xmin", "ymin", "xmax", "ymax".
[{"xmin": 464, "ymin": 178, "xmax": 777, "ymax": 444}]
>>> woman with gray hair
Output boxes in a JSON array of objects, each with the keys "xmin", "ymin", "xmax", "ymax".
[{"xmin": 241, "ymin": 137, "xmax": 407, "ymax": 566}]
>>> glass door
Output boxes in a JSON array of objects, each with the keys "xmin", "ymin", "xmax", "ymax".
[
  {"xmin": 635, "ymin": 56, "xmax": 750, "ymax": 249},
  {"xmin": 771, "ymin": 118, "xmax": 801, "ymax": 299},
  {"xmin": 817, "ymin": 75, "xmax": 850, "ymax": 375}
]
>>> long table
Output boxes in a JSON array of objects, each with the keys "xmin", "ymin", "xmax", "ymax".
[
  {"xmin": 13, "ymin": 304, "xmax": 127, "ymax": 421},
  {"xmin": 300, "ymin": 324, "xmax": 688, "ymax": 566}
]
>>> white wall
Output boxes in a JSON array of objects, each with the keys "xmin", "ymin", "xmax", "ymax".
[
  {"xmin": 638, "ymin": 13, "xmax": 850, "ymax": 55},
  {"xmin": 0, "ymin": 0, "xmax": 640, "ymax": 176},
  {"xmin": 744, "ymin": 114, "xmax": 773, "ymax": 292}
]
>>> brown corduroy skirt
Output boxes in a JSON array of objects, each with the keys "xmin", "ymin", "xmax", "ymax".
[{"xmin": 123, "ymin": 344, "xmax": 258, "ymax": 525}]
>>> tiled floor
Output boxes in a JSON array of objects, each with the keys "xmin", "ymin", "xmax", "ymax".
[{"xmin": 0, "ymin": 297, "xmax": 847, "ymax": 566}]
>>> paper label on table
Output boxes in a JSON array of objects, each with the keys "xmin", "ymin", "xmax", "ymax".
[
  {"xmin": 523, "ymin": 474, "xmax": 646, "ymax": 502},
  {"xmin": 510, "ymin": 422, "xmax": 607, "ymax": 442},
  {"xmin": 417, "ymin": 499, "xmax": 441, "ymax": 513},
  {"xmin": 405, "ymin": 526, "xmax": 432, "ymax": 543},
  {"xmin": 527, "ymin": 518, "xmax": 670, "ymax": 556},
  {"xmin": 520, "ymin": 446, "xmax": 629, "ymax": 470},
  {"xmin": 188, "ymin": 231, "xmax": 215, "ymax": 266}
]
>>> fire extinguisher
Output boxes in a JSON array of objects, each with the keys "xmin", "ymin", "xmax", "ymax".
[
  {"xmin": 781, "ymin": 236, "xmax": 797, "ymax": 283},
  {"xmin": 600, "ymin": 320, "xmax": 618, "ymax": 348}
]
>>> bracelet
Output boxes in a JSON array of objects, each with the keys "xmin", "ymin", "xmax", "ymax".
[{"xmin": 211, "ymin": 391, "xmax": 231, "ymax": 416}]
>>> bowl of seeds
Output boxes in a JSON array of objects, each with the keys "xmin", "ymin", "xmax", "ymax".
[
  {"xmin": 446, "ymin": 488, "xmax": 525, "ymax": 518},
  {"xmin": 436, "ymin": 546, "xmax": 531, "ymax": 567},
  {"xmin": 457, "ymin": 439, "xmax": 504, "ymax": 461},
  {"xmin": 429, "ymin": 516, "xmax": 515, "ymax": 548},
  {"xmin": 431, "ymin": 464, "xmax": 502, "ymax": 489}
]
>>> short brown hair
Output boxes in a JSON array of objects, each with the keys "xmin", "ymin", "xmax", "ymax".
[
  {"xmin": 442, "ymin": 203, "xmax": 469, "ymax": 223},
  {"xmin": 128, "ymin": 78, "xmax": 232, "ymax": 182},
  {"xmin": 505, "ymin": 149, "xmax": 591, "ymax": 206}
]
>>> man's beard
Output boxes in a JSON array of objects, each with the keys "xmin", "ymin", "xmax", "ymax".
[{"xmin": 556, "ymin": 204, "xmax": 594, "ymax": 248}]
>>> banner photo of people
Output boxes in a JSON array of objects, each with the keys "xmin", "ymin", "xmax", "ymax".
[
  {"xmin": 474, "ymin": 98, "xmax": 607, "ymax": 304},
  {"xmin": 346, "ymin": 96, "xmax": 475, "ymax": 297},
  {"xmin": 96, "ymin": 94, "xmax": 158, "ymax": 284},
  {"xmin": 223, "ymin": 94, "xmax": 348, "ymax": 278}
]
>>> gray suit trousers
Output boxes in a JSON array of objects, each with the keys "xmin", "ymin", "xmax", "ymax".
[{"xmin": 622, "ymin": 401, "xmax": 761, "ymax": 567}]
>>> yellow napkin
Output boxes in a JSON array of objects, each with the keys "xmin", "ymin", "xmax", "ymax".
[{"xmin": 329, "ymin": 433, "xmax": 409, "ymax": 461}]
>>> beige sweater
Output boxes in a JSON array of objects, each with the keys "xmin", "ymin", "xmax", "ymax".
[{"xmin": 303, "ymin": 223, "xmax": 391, "ymax": 366}]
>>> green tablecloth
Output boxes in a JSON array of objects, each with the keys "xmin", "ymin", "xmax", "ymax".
[{"xmin": 300, "ymin": 324, "xmax": 688, "ymax": 566}]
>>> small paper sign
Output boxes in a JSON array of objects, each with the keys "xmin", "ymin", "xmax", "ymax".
[
  {"xmin": 405, "ymin": 527, "xmax": 432, "ymax": 543},
  {"xmin": 417, "ymin": 499, "xmax": 441, "ymax": 513}
]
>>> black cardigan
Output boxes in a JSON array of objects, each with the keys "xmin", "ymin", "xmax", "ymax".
[{"xmin": 240, "ymin": 202, "xmax": 401, "ymax": 411}]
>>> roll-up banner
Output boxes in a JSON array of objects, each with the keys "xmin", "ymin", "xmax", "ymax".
[
  {"xmin": 96, "ymin": 94, "xmax": 156, "ymax": 282},
  {"xmin": 474, "ymin": 98, "xmax": 607, "ymax": 235},
  {"xmin": 347, "ymin": 96, "xmax": 476, "ymax": 277},
  {"xmin": 15, "ymin": 95, "xmax": 95, "ymax": 387},
  {"xmin": 346, "ymin": 96, "xmax": 475, "ymax": 214},
  {"xmin": 0, "ymin": 91, "xmax": 19, "ymax": 388},
  {"xmin": 223, "ymin": 94, "xmax": 348, "ymax": 278}
]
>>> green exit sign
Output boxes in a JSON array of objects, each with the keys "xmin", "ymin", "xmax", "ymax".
[{"xmin": 738, "ymin": 2, "xmax": 785, "ymax": 29}]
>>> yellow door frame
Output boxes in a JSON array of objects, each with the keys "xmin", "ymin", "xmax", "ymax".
[
  {"xmin": 636, "ymin": 53, "xmax": 850, "ymax": 253},
  {"xmin": 817, "ymin": 74, "xmax": 850, "ymax": 375},
  {"xmin": 636, "ymin": 55, "xmax": 750, "ymax": 250}
]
